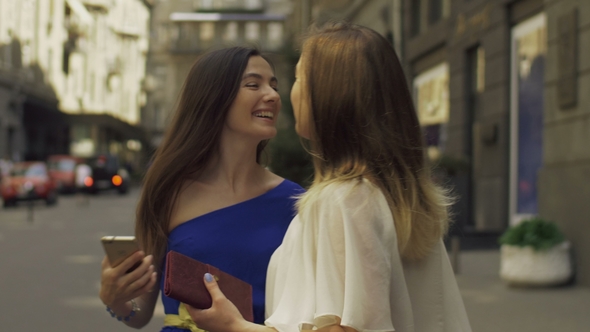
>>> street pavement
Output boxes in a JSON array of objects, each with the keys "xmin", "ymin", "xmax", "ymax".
[
  {"xmin": 0, "ymin": 188, "xmax": 165, "ymax": 331},
  {"xmin": 1, "ymin": 188, "xmax": 589, "ymax": 331},
  {"xmin": 456, "ymin": 250, "xmax": 590, "ymax": 332}
]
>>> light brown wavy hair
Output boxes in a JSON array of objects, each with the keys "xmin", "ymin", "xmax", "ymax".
[
  {"xmin": 135, "ymin": 47, "xmax": 272, "ymax": 263},
  {"xmin": 297, "ymin": 22, "xmax": 452, "ymax": 261}
]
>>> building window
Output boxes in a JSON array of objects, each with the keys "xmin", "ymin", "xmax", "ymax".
[
  {"xmin": 267, "ymin": 22, "xmax": 283, "ymax": 50},
  {"xmin": 411, "ymin": 0, "xmax": 421, "ymax": 36},
  {"xmin": 413, "ymin": 62, "xmax": 450, "ymax": 161},
  {"xmin": 412, "ymin": 0, "xmax": 450, "ymax": 36},
  {"xmin": 509, "ymin": 13, "xmax": 547, "ymax": 224},
  {"xmin": 176, "ymin": 23, "xmax": 189, "ymax": 50},
  {"xmin": 47, "ymin": 49, "xmax": 53, "ymax": 78},
  {"xmin": 223, "ymin": 21, "xmax": 238, "ymax": 42},
  {"xmin": 245, "ymin": 0, "xmax": 262, "ymax": 10},
  {"xmin": 200, "ymin": 22, "xmax": 215, "ymax": 41},
  {"xmin": 200, "ymin": 0, "xmax": 214, "ymax": 10},
  {"xmin": 245, "ymin": 22, "xmax": 260, "ymax": 42}
]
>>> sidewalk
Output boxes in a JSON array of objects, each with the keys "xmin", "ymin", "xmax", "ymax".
[{"xmin": 455, "ymin": 250, "xmax": 590, "ymax": 332}]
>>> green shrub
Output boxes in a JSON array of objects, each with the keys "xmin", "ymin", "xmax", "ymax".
[{"xmin": 499, "ymin": 217, "xmax": 566, "ymax": 251}]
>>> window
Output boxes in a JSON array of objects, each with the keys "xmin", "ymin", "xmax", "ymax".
[
  {"xmin": 429, "ymin": 0, "xmax": 443, "ymax": 24},
  {"xmin": 245, "ymin": 0, "xmax": 262, "ymax": 10},
  {"xmin": 412, "ymin": 0, "xmax": 450, "ymax": 36},
  {"xmin": 47, "ymin": 49, "xmax": 53, "ymax": 78},
  {"xmin": 414, "ymin": 63, "xmax": 450, "ymax": 127},
  {"xmin": 413, "ymin": 63, "xmax": 450, "ymax": 162},
  {"xmin": 509, "ymin": 13, "xmax": 547, "ymax": 223},
  {"xmin": 245, "ymin": 22, "xmax": 259, "ymax": 42},
  {"xmin": 200, "ymin": 22, "xmax": 215, "ymax": 41},
  {"xmin": 411, "ymin": 0, "xmax": 421, "ymax": 36},
  {"xmin": 267, "ymin": 22, "xmax": 283, "ymax": 49},
  {"xmin": 200, "ymin": 0, "xmax": 213, "ymax": 10},
  {"xmin": 223, "ymin": 21, "xmax": 238, "ymax": 42}
]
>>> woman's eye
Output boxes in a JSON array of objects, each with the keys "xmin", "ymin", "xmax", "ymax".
[
  {"xmin": 272, "ymin": 86, "xmax": 279, "ymax": 92},
  {"xmin": 246, "ymin": 83, "xmax": 259, "ymax": 88}
]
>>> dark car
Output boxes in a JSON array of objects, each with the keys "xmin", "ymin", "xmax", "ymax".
[
  {"xmin": 1, "ymin": 161, "xmax": 58, "ymax": 207},
  {"xmin": 83, "ymin": 155, "xmax": 130, "ymax": 195}
]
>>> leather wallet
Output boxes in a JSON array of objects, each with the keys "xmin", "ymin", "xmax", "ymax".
[{"xmin": 163, "ymin": 250, "xmax": 254, "ymax": 322}]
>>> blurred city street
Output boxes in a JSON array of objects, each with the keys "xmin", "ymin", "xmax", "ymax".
[
  {"xmin": 0, "ymin": 188, "xmax": 589, "ymax": 331},
  {"xmin": 0, "ymin": 188, "xmax": 164, "ymax": 331}
]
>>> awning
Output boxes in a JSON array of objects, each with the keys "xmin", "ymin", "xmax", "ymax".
[{"xmin": 66, "ymin": 0, "xmax": 94, "ymax": 27}]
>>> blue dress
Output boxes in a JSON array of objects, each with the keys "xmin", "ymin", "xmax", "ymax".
[{"xmin": 160, "ymin": 179, "xmax": 304, "ymax": 331}]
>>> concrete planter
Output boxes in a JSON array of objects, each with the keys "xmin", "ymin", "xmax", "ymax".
[{"xmin": 500, "ymin": 241, "xmax": 572, "ymax": 286}]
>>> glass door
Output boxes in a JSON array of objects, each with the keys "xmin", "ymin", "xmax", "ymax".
[{"xmin": 509, "ymin": 13, "xmax": 546, "ymax": 225}]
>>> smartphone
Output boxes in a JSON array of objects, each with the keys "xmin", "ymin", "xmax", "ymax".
[{"xmin": 101, "ymin": 236, "xmax": 141, "ymax": 270}]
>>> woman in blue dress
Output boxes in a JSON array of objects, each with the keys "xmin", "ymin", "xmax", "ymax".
[{"xmin": 98, "ymin": 46, "xmax": 304, "ymax": 331}]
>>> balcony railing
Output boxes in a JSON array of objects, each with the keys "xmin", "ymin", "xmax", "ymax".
[
  {"xmin": 168, "ymin": 13, "xmax": 285, "ymax": 53},
  {"xmin": 194, "ymin": 0, "xmax": 264, "ymax": 13}
]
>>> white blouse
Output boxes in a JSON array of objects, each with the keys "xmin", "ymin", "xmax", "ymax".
[{"xmin": 265, "ymin": 179, "xmax": 472, "ymax": 332}]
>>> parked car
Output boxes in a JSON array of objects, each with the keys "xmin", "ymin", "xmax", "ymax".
[
  {"xmin": 1, "ymin": 161, "xmax": 58, "ymax": 207},
  {"xmin": 47, "ymin": 155, "xmax": 82, "ymax": 193},
  {"xmin": 82, "ymin": 155, "xmax": 130, "ymax": 195}
]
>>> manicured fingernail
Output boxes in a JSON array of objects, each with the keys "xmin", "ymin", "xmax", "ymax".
[{"xmin": 205, "ymin": 273, "xmax": 213, "ymax": 283}]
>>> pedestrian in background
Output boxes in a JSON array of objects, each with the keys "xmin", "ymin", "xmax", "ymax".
[
  {"xmin": 188, "ymin": 22, "xmax": 472, "ymax": 332},
  {"xmin": 98, "ymin": 46, "xmax": 304, "ymax": 331},
  {"xmin": 75, "ymin": 162, "xmax": 91, "ymax": 205},
  {"xmin": 0, "ymin": 154, "xmax": 13, "ymax": 182}
]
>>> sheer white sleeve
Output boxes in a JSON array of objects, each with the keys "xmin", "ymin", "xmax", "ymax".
[{"xmin": 265, "ymin": 180, "xmax": 403, "ymax": 332}]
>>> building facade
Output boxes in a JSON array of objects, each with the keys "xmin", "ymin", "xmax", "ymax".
[
  {"xmin": 0, "ymin": 0, "xmax": 151, "ymax": 168},
  {"xmin": 287, "ymin": 0, "xmax": 589, "ymax": 285},
  {"xmin": 401, "ymin": 0, "xmax": 590, "ymax": 285},
  {"xmin": 142, "ymin": 0, "xmax": 293, "ymax": 148}
]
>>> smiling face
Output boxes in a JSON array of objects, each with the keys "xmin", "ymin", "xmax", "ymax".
[
  {"xmin": 223, "ymin": 55, "xmax": 281, "ymax": 142},
  {"xmin": 291, "ymin": 57, "xmax": 311, "ymax": 139}
]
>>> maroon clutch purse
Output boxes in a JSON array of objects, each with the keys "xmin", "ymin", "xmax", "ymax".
[{"xmin": 163, "ymin": 250, "xmax": 254, "ymax": 322}]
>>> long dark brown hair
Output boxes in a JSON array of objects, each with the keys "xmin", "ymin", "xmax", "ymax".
[
  {"xmin": 297, "ymin": 22, "xmax": 452, "ymax": 261},
  {"xmin": 135, "ymin": 47, "xmax": 271, "ymax": 261}
]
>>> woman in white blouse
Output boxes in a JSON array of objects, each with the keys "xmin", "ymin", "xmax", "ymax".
[{"xmin": 187, "ymin": 22, "xmax": 472, "ymax": 332}]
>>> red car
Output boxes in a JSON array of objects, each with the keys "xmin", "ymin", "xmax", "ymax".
[
  {"xmin": 47, "ymin": 155, "xmax": 82, "ymax": 193},
  {"xmin": 1, "ymin": 161, "xmax": 59, "ymax": 207}
]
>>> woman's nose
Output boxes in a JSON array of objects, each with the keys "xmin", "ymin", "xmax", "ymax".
[{"xmin": 264, "ymin": 86, "xmax": 280, "ymax": 102}]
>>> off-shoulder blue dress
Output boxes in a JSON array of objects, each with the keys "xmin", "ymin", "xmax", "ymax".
[{"xmin": 160, "ymin": 179, "xmax": 304, "ymax": 331}]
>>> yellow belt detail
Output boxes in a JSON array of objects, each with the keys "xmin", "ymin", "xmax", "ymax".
[{"xmin": 164, "ymin": 303, "xmax": 207, "ymax": 332}]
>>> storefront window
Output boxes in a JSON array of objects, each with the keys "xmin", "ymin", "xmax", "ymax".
[
  {"xmin": 413, "ymin": 62, "xmax": 450, "ymax": 162},
  {"xmin": 510, "ymin": 13, "xmax": 546, "ymax": 225}
]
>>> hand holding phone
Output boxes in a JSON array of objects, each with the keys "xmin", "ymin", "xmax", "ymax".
[
  {"xmin": 101, "ymin": 236, "xmax": 141, "ymax": 271},
  {"xmin": 99, "ymin": 236, "xmax": 158, "ymax": 315}
]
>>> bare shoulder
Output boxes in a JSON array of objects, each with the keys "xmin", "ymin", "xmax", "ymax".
[
  {"xmin": 168, "ymin": 170, "xmax": 285, "ymax": 232},
  {"xmin": 262, "ymin": 169, "xmax": 285, "ymax": 190},
  {"xmin": 168, "ymin": 179, "xmax": 212, "ymax": 231}
]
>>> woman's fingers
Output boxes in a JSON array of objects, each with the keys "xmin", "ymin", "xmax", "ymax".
[
  {"xmin": 186, "ymin": 276, "xmax": 247, "ymax": 332},
  {"xmin": 203, "ymin": 273, "xmax": 226, "ymax": 302},
  {"xmin": 140, "ymin": 271, "xmax": 158, "ymax": 293},
  {"xmin": 127, "ymin": 264, "xmax": 156, "ymax": 295},
  {"xmin": 118, "ymin": 254, "xmax": 152, "ymax": 284},
  {"xmin": 116, "ymin": 251, "xmax": 146, "ymax": 275},
  {"xmin": 100, "ymin": 253, "xmax": 156, "ymax": 307}
]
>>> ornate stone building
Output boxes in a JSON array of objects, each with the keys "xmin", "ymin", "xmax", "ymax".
[
  {"xmin": 0, "ymin": 0, "xmax": 151, "ymax": 166},
  {"xmin": 142, "ymin": 0, "xmax": 293, "ymax": 148}
]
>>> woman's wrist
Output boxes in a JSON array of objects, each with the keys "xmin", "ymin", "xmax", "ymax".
[{"xmin": 106, "ymin": 299, "xmax": 138, "ymax": 320}]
